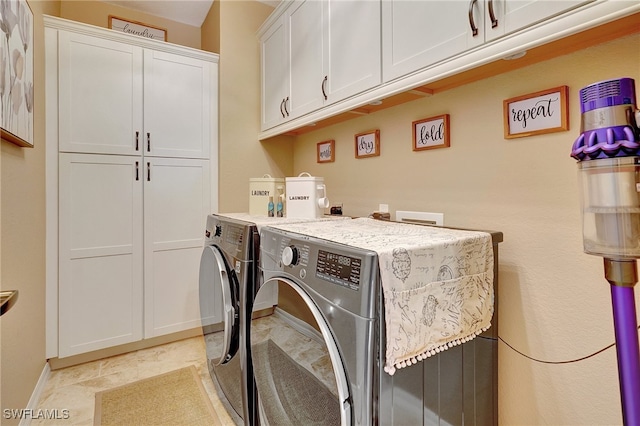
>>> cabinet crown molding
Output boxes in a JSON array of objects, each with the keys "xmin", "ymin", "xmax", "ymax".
[{"xmin": 43, "ymin": 15, "xmax": 219, "ymax": 63}]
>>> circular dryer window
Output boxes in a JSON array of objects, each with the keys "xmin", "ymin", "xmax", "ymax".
[{"xmin": 249, "ymin": 278, "xmax": 351, "ymax": 426}]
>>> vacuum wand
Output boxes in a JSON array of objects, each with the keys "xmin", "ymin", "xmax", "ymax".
[
  {"xmin": 605, "ymin": 259, "xmax": 640, "ymax": 426},
  {"xmin": 571, "ymin": 77, "xmax": 640, "ymax": 425}
]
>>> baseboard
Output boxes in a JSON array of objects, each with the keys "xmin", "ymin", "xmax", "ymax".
[
  {"xmin": 49, "ymin": 327, "xmax": 203, "ymax": 370},
  {"xmin": 18, "ymin": 363, "xmax": 51, "ymax": 426}
]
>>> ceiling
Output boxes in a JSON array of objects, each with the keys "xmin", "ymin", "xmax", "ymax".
[{"xmin": 102, "ymin": 0, "xmax": 279, "ymax": 27}]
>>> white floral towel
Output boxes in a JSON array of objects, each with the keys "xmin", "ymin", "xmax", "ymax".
[{"xmin": 270, "ymin": 217, "xmax": 494, "ymax": 375}]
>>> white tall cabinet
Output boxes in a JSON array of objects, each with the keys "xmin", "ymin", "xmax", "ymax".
[{"xmin": 45, "ymin": 16, "xmax": 218, "ymax": 358}]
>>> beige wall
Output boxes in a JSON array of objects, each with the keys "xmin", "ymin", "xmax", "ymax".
[
  {"xmin": 293, "ymin": 33, "xmax": 640, "ymax": 424},
  {"xmin": 59, "ymin": 0, "xmax": 201, "ymax": 49},
  {"xmin": 215, "ymin": 0, "xmax": 293, "ymax": 213},
  {"xmin": 1, "ymin": 0, "xmax": 60, "ymax": 422},
  {"xmin": 201, "ymin": 0, "xmax": 220, "ymax": 54}
]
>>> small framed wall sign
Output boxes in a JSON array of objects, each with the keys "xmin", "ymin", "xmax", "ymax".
[
  {"xmin": 412, "ymin": 114, "xmax": 450, "ymax": 151},
  {"xmin": 109, "ymin": 16, "xmax": 167, "ymax": 41},
  {"xmin": 317, "ymin": 140, "xmax": 335, "ymax": 163},
  {"xmin": 355, "ymin": 130, "xmax": 380, "ymax": 158},
  {"xmin": 503, "ymin": 86, "xmax": 569, "ymax": 139}
]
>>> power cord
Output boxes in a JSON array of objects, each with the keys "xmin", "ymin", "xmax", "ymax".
[{"xmin": 498, "ymin": 324, "xmax": 640, "ymax": 365}]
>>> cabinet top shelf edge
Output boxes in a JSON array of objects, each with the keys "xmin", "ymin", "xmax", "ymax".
[{"xmin": 43, "ymin": 15, "xmax": 219, "ymax": 63}]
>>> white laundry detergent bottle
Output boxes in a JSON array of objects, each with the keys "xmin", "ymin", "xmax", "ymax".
[{"xmin": 285, "ymin": 172, "xmax": 329, "ymax": 218}]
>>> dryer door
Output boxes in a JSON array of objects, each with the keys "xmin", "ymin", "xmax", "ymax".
[
  {"xmin": 249, "ymin": 277, "xmax": 352, "ymax": 426},
  {"xmin": 199, "ymin": 245, "xmax": 239, "ymax": 366}
]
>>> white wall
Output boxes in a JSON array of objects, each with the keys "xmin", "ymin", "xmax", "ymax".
[{"xmin": 293, "ymin": 33, "xmax": 640, "ymax": 425}]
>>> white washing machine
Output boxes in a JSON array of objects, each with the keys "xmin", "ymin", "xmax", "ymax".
[{"xmin": 249, "ymin": 219, "xmax": 502, "ymax": 425}]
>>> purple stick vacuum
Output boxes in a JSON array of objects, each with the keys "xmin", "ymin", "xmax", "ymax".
[{"xmin": 571, "ymin": 77, "xmax": 640, "ymax": 425}]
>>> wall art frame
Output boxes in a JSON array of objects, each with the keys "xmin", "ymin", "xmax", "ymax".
[
  {"xmin": 412, "ymin": 114, "xmax": 450, "ymax": 151},
  {"xmin": 317, "ymin": 139, "xmax": 335, "ymax": 163},
  {"xmin": 503, "ymin": 85, "xmax": 569, "ymax": 139},
  {"xmin": 109, "ymin": 15, "xmax": 167, "ymax": 42},
  {"xmin": 1, "ymin": 0, "xmax": 34, "ymax": 147},
  {"xmin": 355, "ymin": 129, "xmax": 380, "ymax": 158}
]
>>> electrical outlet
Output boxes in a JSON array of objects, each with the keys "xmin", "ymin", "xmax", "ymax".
[{"xmin": 379, "ymin": 204, "xmax": 389, "ymax": 213}]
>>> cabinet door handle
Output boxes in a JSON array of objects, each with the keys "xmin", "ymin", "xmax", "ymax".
[
  {"xmin": 135, "ymin": 131, "xmax": 139, "ymax": 151},
  {"xmin": 147, "ymin": 162, "xmax": 151, "ymax": 181},
  {"xmin": 135, "ymin": 161, "xmax": 139, "ymax": 181},
  {"xmin": 280, "ymin": 98, "xmax": 285, "ymax": 118},
  {"xmin": 488, "ymin": 0, "xmax": 498, "ymax": 28},
  {"xmin": 468, "ymin": 0, "xmax": 479, "ymax": 36},
  {"xmin": 322, "ymin": 76, "xmax": 328, "ymax": 100},
  {"xmin": 284, "ymin": 97, "xmax": 290, "ymax": 116},
  {"xmin": 147, "ymin": 132, "xmax": 151, "ymax": 152}
]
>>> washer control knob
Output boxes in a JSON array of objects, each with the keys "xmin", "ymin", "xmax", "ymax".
[{"xmin": 282, "ymin": 245, "xmax": 299, "ymax": 266}]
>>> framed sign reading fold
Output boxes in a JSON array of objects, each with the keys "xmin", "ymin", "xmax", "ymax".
[
  {"xmin": 1, "ymin": 0, "xmax": 34, "ymax": 147},
  {"xmin": 412, "ymin": 114, "xmax": 450, "ymax": 151}
]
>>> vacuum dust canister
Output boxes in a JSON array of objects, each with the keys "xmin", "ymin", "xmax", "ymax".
[{"xmin": 571, "ymin": 77, "xmax": 640, "ymax": 259}]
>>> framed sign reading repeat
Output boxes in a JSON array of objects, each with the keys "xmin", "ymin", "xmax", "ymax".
[
  {"xmin": 109, "ymin": 16, "xmax": 167, "ymax": 41},
  {"xmin": 504, "ymin": 86, "xmax": 569, "ymax": 139}
]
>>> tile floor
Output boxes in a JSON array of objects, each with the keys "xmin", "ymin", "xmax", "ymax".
[{"xmin": 34, "ymin": 336, "xmax": 238, "ymax": 425}]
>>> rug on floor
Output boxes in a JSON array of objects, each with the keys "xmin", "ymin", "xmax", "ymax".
[{"xmin": 94, "ymin": 365, "xmax": 221, "ymax": 426}]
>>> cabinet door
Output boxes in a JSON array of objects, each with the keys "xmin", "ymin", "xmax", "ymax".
[
  {"xmin": 58, "ymin": 31, "xmax": 143, "ymax": 155},
  {"xmin": 485, "ymin": 0, "xmax": 592, "ymax": 41},
  {"xmin": 382, "ymin": 0, "xmax": 485, "ymax": 82},
  {"xmin": 144, "ymin": 158, "xmax": 211, "ymax": 337},
  {"xmin": 144, "ymin": 50, "xmax": 211, "ymax": 159},
  {"xmin": 261, "ymin": 14, "xmax": 290, "ymax": 130},
  {"xmin": 58, "ymin": 153, "xmax": 143, "ymax": 357},
  {"xmin": 324, "ymin": 0, "xmax": 381, "ymax": 102},
  {"xmin": 287, "ymin": 0, "xmax": 325, "ymax": 118}
]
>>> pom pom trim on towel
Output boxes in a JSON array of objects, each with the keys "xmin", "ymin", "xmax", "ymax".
[{"xmin": 383, "ymin": 325, "xmax": 491, "ymax": 376}]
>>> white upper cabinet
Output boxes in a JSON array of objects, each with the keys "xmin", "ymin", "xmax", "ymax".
[
  {"xmin": 323, "ymin": 0, "xmax": 381, "ymax": 103},
  {"xmin": 143, "ymin": 50, "xmax": 211, "ymax": 159},
  {"xmin": 260, "ymin": 14, "xmax": 290, "ymax": 130},
  {"xmin": 259, "ymin": 0, "xmax": 382, "ymax": 131},
  {"xmin": 58, "ymin": 29, "xmax": 212, "ymax": 159},
  {"xmin": 288, "ymin": 0, "xmax": 325, "ymax": 119},
  {"xmin": 382, "ymin": 0, "xmax": 485, "ymax": 82},
  {"xmin": 58, "ymin": 32, "xmax": 143, "ymax": 156},
  {"xmin": 484, "ymin": 0, "xmax": 592, "ymax": 41},
  {"xmin": 382, "ymin": 0, "xmax": 593, "ymax": 82}
]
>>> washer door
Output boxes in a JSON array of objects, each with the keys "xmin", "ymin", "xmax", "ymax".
[
  {"xmin": 250, "ymin": 277, "xmax": 352, "ymax": 426},
  {"xmin": 199, "ymin": 245, "xmax": 239, "ymax": 366}
]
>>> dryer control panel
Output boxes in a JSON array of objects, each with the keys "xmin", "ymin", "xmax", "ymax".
[
  {"xmin": 261, "ymin": 226, "xmax": 379, "ymax": 319},
  {"xmin": 316, "ymin": 250, "xmax": 362, "ymax": 290}
]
